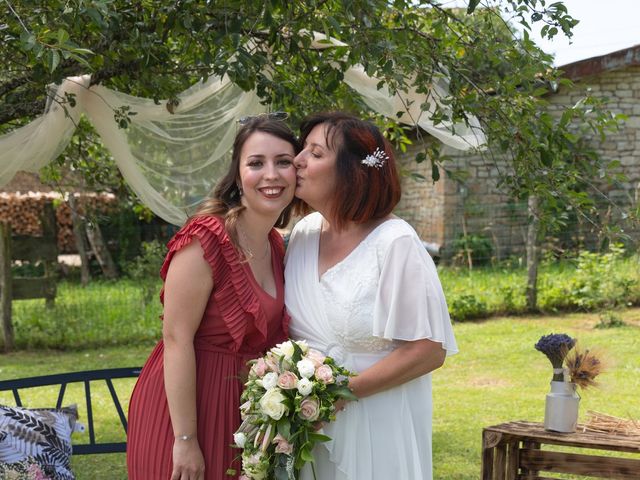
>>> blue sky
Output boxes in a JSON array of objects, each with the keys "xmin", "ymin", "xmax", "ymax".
[{"xmin": 441, "ymin": 0, "xmax": 640, "ymax": 66}]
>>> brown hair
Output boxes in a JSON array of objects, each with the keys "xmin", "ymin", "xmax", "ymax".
[
  {"xmin": 298, "ymin": 112, "xmax": 401, "ymax": 230},
  {"xmin": 192, "ymin": 115, "xmax": 300, "ymax": 247}
]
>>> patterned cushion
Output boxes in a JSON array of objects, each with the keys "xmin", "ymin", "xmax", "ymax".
[
  {"xmin": 0, "ymin": 405, "xmax": 77, "ymax": 480},
  {"xmin": 0, "ymin": 457, "xmax": 55, "ymax": 479}
]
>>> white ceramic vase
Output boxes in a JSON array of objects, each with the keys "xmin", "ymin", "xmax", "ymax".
[{"xmin": 544, "ymin": 381, "xmax": 580, "ymax": 433}]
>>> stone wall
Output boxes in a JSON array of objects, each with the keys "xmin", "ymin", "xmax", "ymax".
[
  {"xmin": 549, "ymin": 66, "xmax": 640, "ymax": 206},
  {"xmin": 395, "ymin": 141, "xmax": 446, "ymax": 246},
  {"xmin": 397, "ymin": 64, "xmax": 640, "ymax": 261}
]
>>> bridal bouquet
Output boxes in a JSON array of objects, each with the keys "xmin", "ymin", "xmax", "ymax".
[{"xmin": 230, "ymin": 340, "xmax": 356, "ymax": 480}]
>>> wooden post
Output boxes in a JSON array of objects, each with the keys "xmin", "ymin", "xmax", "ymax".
[
  {"xmin": 41, "ymin": 203, "xmax": 57, "ymax": 308},
  {"xmin": 86, "ymin": 220, "xmax": 118, "ymax": 279},
  {"xmin": 0, "ymin": 222, "xmax": 15, "ymax": 351},
  {"xmin": 69, "ymin": 194, "xmax": 91, "ymax": 285}
]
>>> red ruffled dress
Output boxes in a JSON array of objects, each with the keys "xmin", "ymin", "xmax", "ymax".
[{"xmin": 127, "ymin": 215, "xmax": 289, "ymax": 479}]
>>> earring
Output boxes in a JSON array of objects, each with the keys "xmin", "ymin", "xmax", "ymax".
[{"xmin": 237, "ymin": 185, "xmax": 243, "ymax": 196}]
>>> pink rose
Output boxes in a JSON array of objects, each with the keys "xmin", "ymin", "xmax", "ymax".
[
  {"xmin": 299, "ymin": 397, "xmax": 320, "ymax": 421},
  {"xmin": 306, "ymin": 349, "xmax": 326, "ymax": 367},
  {"xmin": 272, "ymin": 433, "xmax": 294, "ymax": 454},
  {"xmin": 277, "ymin": 371, "xmax": 298, "ymax": 390},
  {"xmin": 315, "ymin": 364, "xmax": 334, "ymax": 384},
  {"xmin": 252, "ymin": 358, "xmax": 267, "ymax": 377}
]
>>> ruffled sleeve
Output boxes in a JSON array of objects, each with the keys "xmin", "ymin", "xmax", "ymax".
[
  {"xmin": 158, "ymin": 215, "xmax": 269, "ymax": 352},
  {"xmin": 372, "ymin": 231, "xmax": 458, "ymax": 355},
  {"xmin": 159, "ymin": 215, "xmax": 224, "ymax": 284}
]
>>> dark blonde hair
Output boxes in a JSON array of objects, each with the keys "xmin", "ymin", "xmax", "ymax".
[{"xmin": 192, "ymin": 116, "xmax": 300, "ymax": 248}]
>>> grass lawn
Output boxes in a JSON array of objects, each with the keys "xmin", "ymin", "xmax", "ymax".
[{"xmin": 1, "ymin": 309, "xmax": 639, "ymax": 479}]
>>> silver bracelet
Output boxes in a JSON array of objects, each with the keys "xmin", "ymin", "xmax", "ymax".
[{"xmin": 175, "ymin": 434, "xmax": 194, "ymax": 441}]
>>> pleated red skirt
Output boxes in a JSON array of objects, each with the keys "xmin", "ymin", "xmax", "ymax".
[{"xmin": 126, "ymin": 215, "xmax": 289, "ymax": 480}]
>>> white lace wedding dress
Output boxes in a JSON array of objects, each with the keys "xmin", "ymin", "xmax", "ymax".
[{"xmin": 284, "ymin": 212, "xmax": 458, "ymax": 480}]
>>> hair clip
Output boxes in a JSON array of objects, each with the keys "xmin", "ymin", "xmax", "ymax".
[
  {"xmin": 238, "ymin": 111, "xmax": 289, "ymax": 125},
  {"xmin": 361, "ymin": 147, "xmax": 388, "ymax": 168}
]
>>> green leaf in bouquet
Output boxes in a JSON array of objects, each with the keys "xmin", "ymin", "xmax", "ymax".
[
  {"xmin": 308, "ymin": 432, "xmax": 332, "ymax": 443},
  {"xmin": 292, "ymin": 341, "xmax": 304, "ymax": 363},
  {"xmin": 299, "ymin": 443, "xmax": 315, "ymax": 463},
  {"xmin": 296, "ymin": 442, "xmax": 315, "ymax": 469},
  {"xmin": 328, "ymin": 385, "xmax": 359, "ymax": 401},
  {"xmin": 277, "ymin": 417, "xmax": 291, "ymax": 439}
]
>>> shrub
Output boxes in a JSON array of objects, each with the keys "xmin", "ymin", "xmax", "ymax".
[
  {"xmin": 125, "ymin": 241, "xmax": 167, "ymax": 305},
  {"xmin": 451, "ymin": 234, "xmax": 493, "ymax": 267},
  {"xmin": 449, "ymin": 294, "xmax": 488, "ymax": 321}
]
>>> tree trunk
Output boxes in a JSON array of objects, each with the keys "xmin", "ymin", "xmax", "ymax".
[
  {"xmin": 86, "ymin": 221, "xmax": 118, "ymax": 280},
  {"xmin": 526, "ymin": 195, "xmax": 540, "ymax": 311},
  {"xmin": 0, "ymin": 222, "xmax": 15, "ymax": 351},
  {"xmin": 461, "ymin": 214, "xmax": 473, "ymax": 270},
  {"xmin": 69, "ymin": 195, "xmax": 91, "ymax": 285}
]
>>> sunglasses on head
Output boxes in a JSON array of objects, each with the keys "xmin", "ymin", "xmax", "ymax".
[{"xmin": 238, "ymin": 111, "xmax": 289, "ymax": 125}]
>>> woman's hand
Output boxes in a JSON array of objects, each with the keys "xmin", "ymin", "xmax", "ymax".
[
  {"xmin": 171, "ymin": 438, "xmax": 205, "ymax": 480},
  {"xmin": 333, "ymin": 398, "xmax": 350, "ymax": 414},
  {"xmin": 313, "ymin": 397, "xmax": 352, "ymax": 431}
]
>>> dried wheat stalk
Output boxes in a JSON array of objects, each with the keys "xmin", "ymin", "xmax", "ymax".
[{"xmin": 581, "ymin": 410, "xmax": 640, "ymax": 438}]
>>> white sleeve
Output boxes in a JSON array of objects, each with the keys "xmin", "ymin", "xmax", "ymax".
[{"xmin": 372, "ymin": 233, "xmax": 458, "ymax": 355}]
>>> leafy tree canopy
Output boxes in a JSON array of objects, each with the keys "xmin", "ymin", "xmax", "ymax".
[{"xmin": 0, "ymin": 0, "xmax": 630, "ymax": 233}]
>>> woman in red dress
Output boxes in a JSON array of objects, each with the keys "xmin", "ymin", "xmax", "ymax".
[{"xmin": 127, "ymin": 115, "xmax": 299, "ymax": 480}]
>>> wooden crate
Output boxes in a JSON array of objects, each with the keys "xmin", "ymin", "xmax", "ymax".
[{"xmin": 482, "ymin": 421, "xmax": 640, "ymax": 479}]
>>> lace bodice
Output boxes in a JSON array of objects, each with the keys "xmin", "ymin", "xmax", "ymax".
[{"xmin": 319, "ymin": 230, "xmax": 401, "ymax": 356}]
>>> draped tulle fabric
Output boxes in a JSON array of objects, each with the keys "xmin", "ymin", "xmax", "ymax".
[
  {"xmin": 284, "ymin": 213, "xmax": 457, "ymax": 480},
  {"xmin": 127, "ymin": 216, "xmax": 288, "ymax": 479},
  {"xmin": 0, "ymin": 33, "xmax": 485, "ymax": 227}
]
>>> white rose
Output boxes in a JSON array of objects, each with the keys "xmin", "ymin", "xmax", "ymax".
[
  {"xmin": 296, "ymin": 359, "xmax": 315, "ymax": 379},
  {"xmin": 259, "ymin": 388, "xmax": 288, "ymax": 420},
  {"xmin": 260, "ymin": 372, "xmax": 278, "ymax": 390},
  {"xmin": 233, "ymin": 432, "xmax": 247, "ymax": 448},
  {"xmin": 296, "ymin": 340, "xmax": 309, "ymax": 353},
  {"xmin": 273, "ymin": 340, "xmax": 295, "ymax": 359},
  {"xmin": 297, "ymin": 377, "xmax": 313, "ymax": 396}
]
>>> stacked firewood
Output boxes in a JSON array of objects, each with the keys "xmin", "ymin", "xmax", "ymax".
[{"xmin": 0, "ymin": 192, "xmax": 117, "ymax": 253}]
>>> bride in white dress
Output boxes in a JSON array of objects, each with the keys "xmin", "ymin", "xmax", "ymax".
[{"xmin": 285, "ymin": 112, "xmax": 458, "ymax": 480}]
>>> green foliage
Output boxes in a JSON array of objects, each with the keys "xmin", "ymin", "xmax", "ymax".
[
  {"xmin": 441, "ymin": 250, "xmax": 639, "ymax": 321},
  {"xmin": 538, "ymin": 244, "xmax": 638, "ymax": 311},
  {"xmin": 595, "ymin": 311, "xmax": 627, "ymax": 329},
  {"xmin": 9, "ymin": 250, "xmax": 639, "ymax": 348},
  {"xmin": 451, "ymin": 233, "xmax": 494, "ymax": 267},
  {"xmin": 11, "ymin": 262, "xmax": 45, "ymax": 278},
  {"xmin": 2, "ymin": 0, "xmax": 634, "ymax": 243},
  {"xmin": 125, "ymin": 241, "xmax": 167, "ymax": 305},
  {"xmin": 0, "ymin": 3, "xmax": 619, "ymax": 196},
  {"xmin": 11, "ymin": 280, "xmax": 162, "ymax": 350},
  {"xmin": 449, "ymin": 294, "xmax": 489, "ymax": 321}
]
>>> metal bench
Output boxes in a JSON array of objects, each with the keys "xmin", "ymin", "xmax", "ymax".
[{"xmin": 0, "ymin": 367, "xmax": 141, "ymax": 454}]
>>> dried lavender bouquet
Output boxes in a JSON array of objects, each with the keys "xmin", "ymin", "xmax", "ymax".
[{"xmin": 535, "ymin": 333, "xmax": 576, "ymax": 382}]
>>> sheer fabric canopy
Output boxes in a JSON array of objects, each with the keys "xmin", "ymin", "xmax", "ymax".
[{"xmin": 0, "ymin": 34, "xmax": 485, "ymax": 226}]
